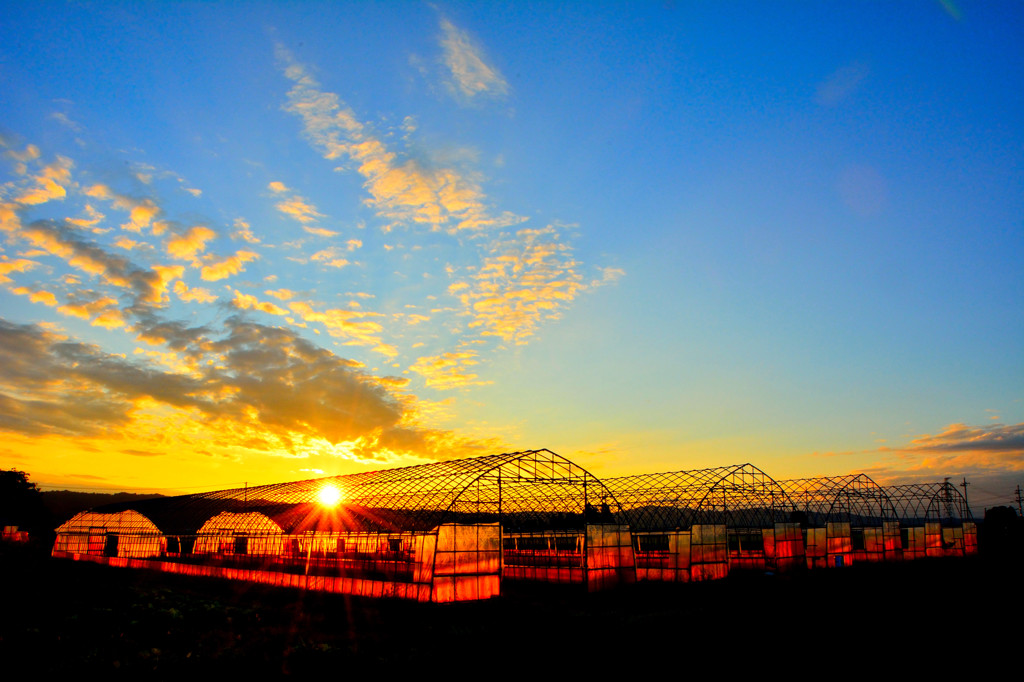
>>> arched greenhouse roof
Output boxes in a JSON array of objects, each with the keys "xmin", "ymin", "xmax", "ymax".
[
  {"xmin": 602, "ymin": 463, "xmax": 796, "ymax": 531},
  {"xmin": 96, "ymin": 449, "xmax": 622, "ymax": 534},
  {"xmin": 778, "ymin": 474, "xmax": 897, "ymax": 527},
  {"xmin": 884, "ymin": 481, "xmax": 974, "ymax": 525},
  {"xmin": 55, "ymin": 509, "xmax": 162, "ymax": 536}
]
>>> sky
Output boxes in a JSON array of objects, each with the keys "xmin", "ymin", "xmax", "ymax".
[{"xmin": 0, "ymin": 2, "xmax": 1021, "ymax": 511}]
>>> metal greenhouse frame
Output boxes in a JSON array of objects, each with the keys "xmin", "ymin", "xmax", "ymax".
[
  {"xmin": 779, "ymin": 475, "xmax": 900, "ymax": 568},
  {"xmin": 52, "ymin": 451, "xmax": 984, "ymax": 601},
  {"xmin": 884, "ymin": 482, "xmax": 977, "ymax": 559},
  {"xmin": 52, "ymin": 449, "xmax": 634, "ymax": 601},
  {"xmin": 603, "ymin": 464, "xmax": 800, "ymax": 581}
]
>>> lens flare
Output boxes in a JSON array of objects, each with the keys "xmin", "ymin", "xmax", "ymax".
[{"xmin": 317, "ymin": 484, "xmax": 342, "ymax": 507}]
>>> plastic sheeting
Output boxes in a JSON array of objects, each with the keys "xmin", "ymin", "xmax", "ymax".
[
  {"xmin": 963, "ymin": 522, "xmax": 978, "ymax": 556},
  {"xmin": 586, "ymin": 524, "xmax": 635, "ymax": 590},
  {"xmin": 432, "ymin": 523, "xmax": 500, "ymax": 602},
  {"xmin": 763, "ymin": 523, "xmax": 804, "ymax": 572},
  {"xmin": 633, "ymin": 530, "xmax": 691, "ymax": 582},
  {"xmin": 883, "ymin": 521, "xmax": 901, "ymax": 559},
  {"xmin": 502, "ymin": 530, "xmax": 584, "ymax": 583},
  {"xmin": 826, "ymin": 522, "xmax": 853, "ymax": 567},
  {"xmin": 690, "ymin": 524, "xmax": 728, "ymax": 581},
  {"xmin": 805, "ymin": 527, "xmax": 827, "ymax": 569}
]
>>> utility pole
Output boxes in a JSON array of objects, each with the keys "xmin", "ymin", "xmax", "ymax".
[
  {"xmin": 960, "ymin": 477, "xmax": 970, "ymax": 519},
  {"xmin": 1016, "ymin": 485, "xmax": 1023, "ymax": 517}
]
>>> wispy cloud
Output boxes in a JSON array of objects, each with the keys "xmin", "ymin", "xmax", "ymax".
[
  {"xmin": 231, "ymin": 218, "xmax": 261, "ymax": 244},
  {"xmin": 277, "ymin": 45, "xmax": 524, "ymax": 234},
  {"xmin": 268, "ymin": 181, "xmax": 330, "ymax": 232},
  {"xmin": 438, "ymin": 18, "xmax": 509, "ymax": 102},
  {"xmin": 310, "ymin": 247, "xmax": 351, "ymax": 269},
  {"xmin": 449, "ymin": 225, "xmax": 587, "ymax": 345}
]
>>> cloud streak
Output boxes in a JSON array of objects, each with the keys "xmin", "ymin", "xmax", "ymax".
[
  {"xmin": 860, "ymin": 422, "xmax": 1024, "ymax": 486},
  {"xmin": 439, "ymin": 18, "xmax": 509, "ymax": 102},
  {"xmin": 277, "ymin": 45, "xmax": 524, "ymax": 234}
]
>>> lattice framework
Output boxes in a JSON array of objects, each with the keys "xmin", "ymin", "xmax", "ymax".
[
  {"xmin": 99, "ymin": 449, "xmax": 621, "ymax": 533},
  {"xmin": 603, "ymin": 463, "xmax": 795, "ymax": 531},
  {"xmin": 884, "ymin": 482, "xmax": 973, "ymax": 525},
  {"xmin": 779, "ymin": 474, "xmax": 896, "ymax": 527}
]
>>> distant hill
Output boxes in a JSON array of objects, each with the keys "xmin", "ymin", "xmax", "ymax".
[{"xmin": 42, "ymin": 491, "xmax": 165, "ymax": 525}]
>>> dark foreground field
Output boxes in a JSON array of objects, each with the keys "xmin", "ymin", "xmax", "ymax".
[{"xmin": 1, "ymin": 544, "xmax": 1016, "ymax": 675}]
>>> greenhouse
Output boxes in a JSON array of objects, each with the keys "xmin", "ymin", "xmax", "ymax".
[
  {"xmin": 52, "ymin": 451, "xmax": 982, "ymax": 601},
  {"xmin": 51, "ymin": 449, "xmax": 634, "ymax": 602},
  {"xmin": 884, "ymin": 482, "xmax": 978, "ymax": 559},
  {"xmin": 779, "ymin": 475, "xmax": 900, "ymax": 568},
  {"xmin": 603, "ymin": 464, "xmax": 802, "ymax": 581},
  {"xmin": 54, "ymin": 509, "xmax": 164, "ymax": 559}
]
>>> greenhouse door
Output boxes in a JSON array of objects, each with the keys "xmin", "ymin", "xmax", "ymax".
[{"xmin": 104, "ymin": 533, "xmax": 119, "ymax": 557}]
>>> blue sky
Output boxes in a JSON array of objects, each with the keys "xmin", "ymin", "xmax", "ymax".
[{"xmin": 0, "ymin": 2, "xmax": 1021, "ymax": 511}]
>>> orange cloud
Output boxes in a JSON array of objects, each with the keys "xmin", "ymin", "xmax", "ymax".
[
  {"xmin": 150, "ymin": 265, "xmax": 185, "ymax": 303},
  {"xmin": 861, "ymin": 422, "xmax": 1024, "ymax": 486},
  {"xmin": 287, "ymin": 300, "xmax": 393, "ymax": 355},
  {"xmin": 310, "ymin": 248, "xmax": 350, "ymax": 269},
  {"xmin": 0, "ymin": 317, "xmax": 494, "ymax": 461},
  {"xmin": 264, "ymin": 289, "xmax": 295, "ymax": 301},
  {"xmin": 231, "ymin": 218, "xmax": 260, "ymax": 244},
  {"xmin": 65, "ymin": 204, "xmax": 105, "ymax": 229},
  {"xmin": 173, "ymin": 280, "xmax": 218, "ymax": 303},
  {"xmin": 0, "ymin": 202, "xmax": 22, "ymax": 233},
  {"xmin": 232, "ymin": 289, "xmax": 288, "ymax": 316},
  {"xmin": 14, "ymin": 156, "xmax": 73, "ymax": 205},
  {"xmin": 0, "ymin": 258, "xmax": 37, "ymax": 284},
  {"xmin": 84, "ymin": 184, "xmax": 161, "ymax": 232},
  {"xmin": 91, "ymin": 308, "xmax": 126, "ymax": 329},
  {"xmin": 303, "ymin": 226, "xmax": 338, "ymax": 237},
  {"xmin": 57, "ymin": 295, "xmax": 120, "ymax": 320},
  {"xmin": 166, "ymin": 226, "xmax": 217, "ymax": 261},
  {"xmin": 450, "ymin": 225, "xmax": 586, "ymax": 345},
  {"xmin": 200, "ymin": 250, "xmax": 259, "ymax": 281},
  {"xmin": 12, "ymin": 286, "xmax": 58, "ymax": 307},
  {"xmin": 275, "ymin": 197, "xmax": 324, "ymax": 225},
  {"xmin": 408, "ymin": 351, "xmax": 492, "ymax": 390}
]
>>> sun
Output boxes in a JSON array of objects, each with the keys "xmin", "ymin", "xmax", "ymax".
[{"xmin": 317, "ymin": 484, "xmax": 343, "ymax": 507}]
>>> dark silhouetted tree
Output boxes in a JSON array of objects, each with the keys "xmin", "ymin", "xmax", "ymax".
[{"xmin": 0, "ymin": 469, "xmax": 51, "ymax": 542}]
